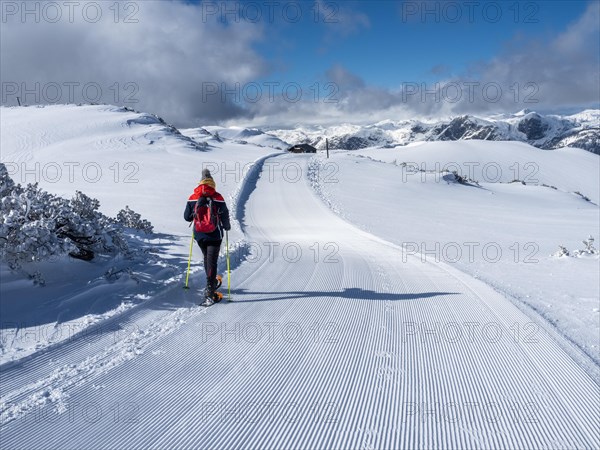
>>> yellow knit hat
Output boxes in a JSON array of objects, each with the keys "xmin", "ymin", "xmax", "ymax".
[
  {"xmin": 199, "ymin": 178, "xmax": 216, "ymax": 189},
  {"xmin": 199, "ymin": 168, "xmax": 216, "ymax": 188}
]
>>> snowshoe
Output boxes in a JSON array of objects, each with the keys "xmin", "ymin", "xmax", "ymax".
[
  {"xmin": 203, "ymin": 278, "xmax": 215, "ymax": 298},
  {"xmin": 201, "ymin": 296, "xmax": 214, "ymax": 307},
  {"xmin": 200, "ymin": 292, "xmax": 222, "ymax": 307},
  {"xmin": 201, "ymin": 276, "xmax": 223, "ymax": 307}
]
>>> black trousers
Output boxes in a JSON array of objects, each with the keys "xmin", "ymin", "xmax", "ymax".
[{"xmin": 197, "ymin": 239, "xmax": 222, "ymax": 286}]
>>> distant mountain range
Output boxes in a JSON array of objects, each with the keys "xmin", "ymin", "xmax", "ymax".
[
  {"xmin": 186, "ymin": 110, "xmax": 599, "ymax": 154},
  {"xmin": 266, "ymin": 110, "xmax": 600, "ymax": 154}
]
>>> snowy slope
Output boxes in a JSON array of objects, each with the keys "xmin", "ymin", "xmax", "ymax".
[
  {"xmin": 1, "ymin": 153, "xmax": 598, "ymax": 449},
  {"xmin": 310, "ymin": 141, "xmax": 600, "ymax": 364},
  {"xmin": 0, "ymin": 105, "xmax": 277, "ymax": 233},
  {"xmin": 185, "ymin": 125, "xmax": 290, "ymax": 150},
  {"xmin": 355, "ymin": 140, "xmax": 599, "ymax": 203},
  {"xmin": 0, "ymin": 104, "xmax": 280, "ymax": 362},
  {"xmin": 1, "ymin": 105, "xmax": 599, "ymax": 449}
]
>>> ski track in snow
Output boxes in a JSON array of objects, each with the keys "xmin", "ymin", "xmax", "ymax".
[{"xmin": 1, "ymin": 154, "xmax": 599, "ymax": 449}]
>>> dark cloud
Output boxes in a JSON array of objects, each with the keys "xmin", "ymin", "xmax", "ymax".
[
  {"xmin": 2, "ymin": 1, "xmax": 597, "ymax": 128},
  {"xmin": 0, "ymin": 1, "xmax": 266, "ymax": 126}
]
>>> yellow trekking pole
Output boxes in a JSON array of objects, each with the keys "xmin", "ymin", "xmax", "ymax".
[
  {"xmin": 184, "ymin": 231, "xmax": 194, "ymax": 289},
  {"xmin": 226, "ymin": 230, "xmax": 231, "ymax": 300}
]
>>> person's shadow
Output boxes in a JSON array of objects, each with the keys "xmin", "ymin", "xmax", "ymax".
[{"xmin": 228, "ymin": 288, "xmax": 459, "ymax": 303}]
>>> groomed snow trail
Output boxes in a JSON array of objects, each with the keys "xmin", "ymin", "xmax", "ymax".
[{"xmin": 1, "ymin": 154, "xmax": 598, "ymax": 449}]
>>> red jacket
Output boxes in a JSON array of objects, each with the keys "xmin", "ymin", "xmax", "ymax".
[
  {"xmin": 188, "ymin": 184, "xmax": 225, "ymax": 202},
  {"xmin": 184, "ymin": 184, "xmax": 231, "ymax": 241}
]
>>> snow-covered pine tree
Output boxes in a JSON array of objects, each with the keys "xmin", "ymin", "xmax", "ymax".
[
  {"xmin": 0, "ymin": 163, "xmax": 153, "ymax": 270},
  {"xmin": 116, "ymin": 206, "xmax": 154, "ymax": 233}
]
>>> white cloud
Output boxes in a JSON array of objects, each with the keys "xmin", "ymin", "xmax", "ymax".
[
  {"xmin": 465, "ymin": 1, "xmax": 600, "ymax": 113},
  {"xmin": 0, "ymin": 1, "xmax": 267, "ymax": 126},
  {"xmin": 2, "ymin": 1, "xmax": 597, "ymax": 128},
  {"xmin": 243, "ymin": 2, "xmax": 600, "ymax": 126},
  {"xmin": 314, "ymin": 0, "xmax": 370, "ymax": 37},
  {"xmin": 325, "ymin": 64, "xmax": 365, "ymax": 90}
]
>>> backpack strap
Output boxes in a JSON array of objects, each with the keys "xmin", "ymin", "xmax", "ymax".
[{"xmin": 193, "ymin": 195, "xmax": 209, "ymax": 218}]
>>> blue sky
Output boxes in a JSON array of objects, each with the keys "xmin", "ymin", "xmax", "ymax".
[
  {"xmin": 242, "ymin": 1, "xmax": 592, "ymax": 87},
  {"xmin": 190, "ymin": 0, "xmax": 599, "ymax": 124}
]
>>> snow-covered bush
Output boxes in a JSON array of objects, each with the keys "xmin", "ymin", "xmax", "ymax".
[
  {"xmin": 0, "ymin": 163, "xmax": 153, "ymax": 269},
  {"xmin": 574, "ymin": 235, "xmax": 597, "ymax": 256},
  {"xmin": 583, "ymin": 235, "xmax": 597, "ymax": 253},
  {"xmin": 553, "ymin": 245, "xmax": 570, "ymax": 258},
  {"xmin": 552, "ymin": 236, "xmax": 597, "ymax": 258},
  {"xmin": 451, "ymin": 171, "xmax": 480, "ymax": 186},
  {"xmin": 116, "ymin": 206, "xmax": 153, "ymax": 233},
  {"xmin": 574, "ymin": 191, "xmax": 591, "ymax": 202}
]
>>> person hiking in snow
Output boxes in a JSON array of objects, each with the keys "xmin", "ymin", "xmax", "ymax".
[{"xmin": 184, "ymin": 169, "xmax": 231, "ymax": 305}]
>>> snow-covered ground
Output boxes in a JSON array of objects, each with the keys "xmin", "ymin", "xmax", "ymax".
[
  {"xmin": 0, "ymin": 104, "xmax": 279, "ymax": 362},
  {"xmin": 189, "ymin": 125, "xmax": 290, "ymax": 150},
  {"xmin": 1, "ymin": 105, "xmax": 599, "ymax": 449},
  {"xmin": 309, "ymin": 141, "xmax": 600, "ymax": 364}
]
